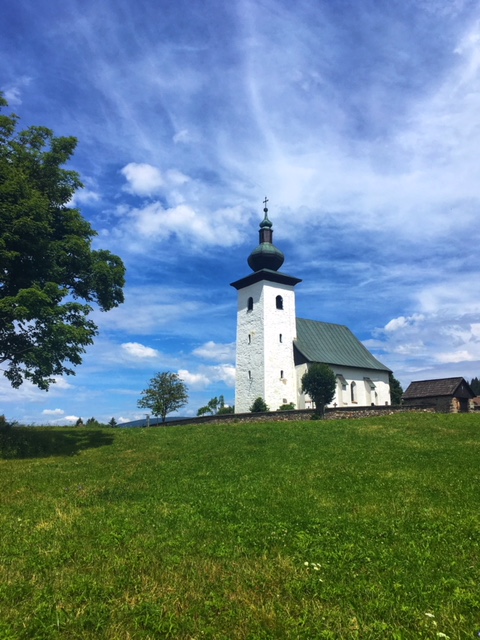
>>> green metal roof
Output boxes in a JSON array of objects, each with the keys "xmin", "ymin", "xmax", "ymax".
[{"xmin": 295, "ymin": 318, "xmax": 391, "ymax": 372}]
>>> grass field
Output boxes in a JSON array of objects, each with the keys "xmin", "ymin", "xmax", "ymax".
[{"xmin": 0, "ymin": 413, "xmax": 479, "ymax": 639}]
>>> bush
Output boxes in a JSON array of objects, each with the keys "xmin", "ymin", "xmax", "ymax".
[
  {"xmin": 250, "ymin": 397, "xmax": 269, "ymax": 413},
  {"xmin": 278, "ymin": 403, "xmax": 295, "ymax": 411}
]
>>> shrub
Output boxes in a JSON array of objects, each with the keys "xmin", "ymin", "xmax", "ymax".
[{"xmin": 250, "ymin": 397, "xmax": 269, "ymax": 413}]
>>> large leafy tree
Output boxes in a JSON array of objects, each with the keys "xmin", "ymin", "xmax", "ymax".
[
  {"xmin": 137, "ymin": 372, "xmax": 189, "ymax": 424},
  {"xmin": 301, "ymin": 363, "xmax": 336, "ymax": 418},
  {"xmin": 0, "ymin": 96, "xmax": 125, "ymax": 390}
]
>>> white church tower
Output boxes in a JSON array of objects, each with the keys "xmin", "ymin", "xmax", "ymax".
[{"xmin": 231, "ymin": 200, "xmax": 301, "ymax": 413}]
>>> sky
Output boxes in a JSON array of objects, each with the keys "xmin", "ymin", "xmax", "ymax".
[{"xmin": 2, "ymin": 0, "xmax": 480, "ymax": 425}]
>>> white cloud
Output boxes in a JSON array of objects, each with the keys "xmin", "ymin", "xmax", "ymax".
[
  {"xmin": 42, "ymin": 408, "xmax": 65, "ymax": 416},
  {"xmin": 436, "ymin": 349, "xmax": 477, "ymax": 364},
  {"xmin": 121, "ymin": 342, "xmax": 160, "ymax": 359},
  {"xmin": 1, "ymin": 77, "xmax": 31, "ymax": 105},
  {"xmin": 121, "ymin": 163, "xmax": 164, "ymax": 196},
  {"xmin": 178, "ymin": 369, "xmax": 211, "ymax": 389},
  {"xmin": 70, "ymin": 188, "xmax": 100, "ymax": 206},
  {"xmin": 64, "ymin": 415, "xmax": 80, "ymax": 424},
  {"xmin": 173, "ymin": 129, "xmax": 191, "ymax": 144},
  {"xmin": 193, "ymin": 341, "xmax": 236, "ymax": 362},
  {"xmin": 384, "ymin": 314, "xmax": 425, "ymax": 333},
  {"xmin": 178, "ymin": 364, "xmax": 236, "ymax": 390},
  {"xmin": 51, "ymin": 377, "xmax": 74, "ymax": 390}
]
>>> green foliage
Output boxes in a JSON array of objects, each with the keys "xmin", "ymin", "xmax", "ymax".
[
  {"xmin": 301, "ymin": 363, "xmax": 336, "ymax": 418},
  {"xmin": 389, "ymin": 372, "xmax": 404, "ymax": 405},
  {"xmin": 0, "ymin": 96, "xmax": 126, "ymax": 390},
  {"xmin": 75, "ymin": 418, "xmax": 83, "ymax": 427},
  {"xmin": 108, "ymin": 417, "xmax": 118, "ymax": 428},
  {"xmin": 470, "ymin": 376, "xmax": 480, "ymax": 395},
  {"xmin": 1, "ymin": 414, "xmax": 480, "ymax": 638},
  {"xmin": 217, "ymin": 405, "xmax": 234, "ymax": 415},
  {"xmin": 138, "ymin": 372, "xmax": 188, "ymax": 423},
  {"xmin": 278, "ymin": 402, "xmax": 295, "ymax": 411},
  {"xmin": 85, "ymin": 417, "xmax": 104, "ymax": 428},
  {"xmin": 197, "ymin": 395, "xmax": 225, "ymax": 416},
  {"xmin": 250, "ymin": 397, "xmax": 269, "ymax": 412}
]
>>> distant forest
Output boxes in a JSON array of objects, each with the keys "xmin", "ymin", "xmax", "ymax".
[{"xmin": 470, "ymin": 378, "xmax": 480, "ymax": 395}]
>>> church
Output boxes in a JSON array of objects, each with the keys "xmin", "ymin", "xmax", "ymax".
[{"xmin": 230, "ymin": 202, "xmax": 391, "ymax": 413}]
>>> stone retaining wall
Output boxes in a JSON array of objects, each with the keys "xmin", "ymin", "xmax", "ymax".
[{"xmin": 161, "ymin": 404, "xmax": 436, "ymax": 428}]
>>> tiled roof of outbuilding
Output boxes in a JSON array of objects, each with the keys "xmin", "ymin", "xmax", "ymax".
[
  {"xmin": 403, "ymin": 377, "xmax": 473, "ymax": 399},
  {"xmin": 294, "ymin": 318, "xmax": 391, "ymax": 372}
]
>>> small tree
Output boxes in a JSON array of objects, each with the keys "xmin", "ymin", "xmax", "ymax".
[
  {"xmin": 75, "ymin": 418, "xmax": 84, "ymax": 427},
  {"xmin": 108, "ymin": 417, "xmax": 118, "ymax": 428},
  {"xmin": 217, "ymin": 405, "xmax": 234, "ymax": 415},
  {"xmin": 197, "ymin": 395, "xmax": 225, "ymax": 416},
  {"xmin": 389, "ymin": 373, "xmax": 403, "ymax": 405},
  {"xmin": 250, "ymin": 397, "xmax": 269, "ymax": 413},
  {"xmin": 301, "ymin": 363, "xmax": 336, "ymax": 418},
  {"xmin": 278, "ymin": 402, "xmax": 295, "ymax": 411},
  {"xmin": 137, "ymin": 372, "xmax": 188, "ymax": 424}
]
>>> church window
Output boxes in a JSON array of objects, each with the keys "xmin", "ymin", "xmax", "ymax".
[
  {"xmin": 247, "ymin": 297, "xmax": 254, "ymax": 311},
  {"xmin": 276, "ymin": 295, "xmax": 283, "ymax": 310},
  {"xmin": 279, "ymin": 333, "xmax": 282, "ymax": 343},
  {"xmin": 248, "ymin": 334, "xmax": 251, "ymax": 344},
  {"xmin": 280, "ymin": 370, "xmax": 284, "ymax": 379},
  {"xmin": 350, "ymin": 381, "xmax": 357, "ymax": 403},
  {"xmin": 248, "ymin": 370, "xmax": 252, "ymax": 380}
]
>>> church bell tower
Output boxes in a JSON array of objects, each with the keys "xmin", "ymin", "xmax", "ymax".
[{"xmin": 230, "ymin": 200, "xmax": 302, "ymax": 413}]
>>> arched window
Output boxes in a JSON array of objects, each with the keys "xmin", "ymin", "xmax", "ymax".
[
  {"xmin": 279, "ymin": 334, "xmax": 282, "ymax": 343},
  {"xmin": 276, "ymin": 295, "xmax": 283, "ymax": 310},
  {"xmin": 280, "ymin": 370, "xmax": 284, "ymax": 379},
  {"xmin": 248, "ymin": 334, "xmax": 251, "ymax": 344},
  {"xmin": 248, "ymin": 370, "xmax": 252, "ymax": 380},
  {"xmin": 247, "ymin": 297, "xmax": 253, "ymax": 311},
  {"xmin": 350, "ymin": 381, "xmax": 357, "ymax": 403}
]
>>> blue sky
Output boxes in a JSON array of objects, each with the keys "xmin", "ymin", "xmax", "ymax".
[{"xmin": 2, "ymin": 0, "xmax": 480, "ymax": 424}]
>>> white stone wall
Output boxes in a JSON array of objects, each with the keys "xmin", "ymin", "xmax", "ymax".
[
  {"xmin": 235, "ymin": 279, "xmax": 298, "ymax": 413},
  {"xmin": 296, "ymin": 364, "xmax": 391, "ymax": 409}
]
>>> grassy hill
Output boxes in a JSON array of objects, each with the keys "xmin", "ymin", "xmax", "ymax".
[{"xmin": 1, "ymin": 413, "xmax": 479, "ymax": 639}]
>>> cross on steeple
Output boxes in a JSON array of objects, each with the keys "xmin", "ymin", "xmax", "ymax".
[{"xmin": 263, "ymin": 196, "xmax": 269, "ymax": 211}]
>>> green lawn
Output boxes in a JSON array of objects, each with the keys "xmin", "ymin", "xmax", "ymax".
[{"xmin": 1, "ymin": 413, "xmax": 479, "ymax": 639}]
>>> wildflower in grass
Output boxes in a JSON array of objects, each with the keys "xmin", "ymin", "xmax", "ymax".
[
  {"xmin": 436, "ymin": 633, "xmax": 450, "ymax": 639},
  {"xmin": 425, "ymin": 613, "xmax": 435, "ymax": 618}
]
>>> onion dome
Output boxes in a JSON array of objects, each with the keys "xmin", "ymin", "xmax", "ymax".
[{"xmin": 247, "ymin": 199, "xmax": 285, "ymax": 272}]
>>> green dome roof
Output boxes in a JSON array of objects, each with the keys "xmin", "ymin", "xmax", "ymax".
[{"xmin": 248, "ymin": 242, "xmax": 285, "ymax": 272}]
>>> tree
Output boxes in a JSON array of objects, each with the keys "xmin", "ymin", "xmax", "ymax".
[
  {"xmin": 108, "ymin": 417, "xmax": 118, "ymax": 428},
  {"xmin": 389, "ymin": 373, "xmax": 403, "ymax": 405},
  {"xmin": 470, "ymin": 377, "xmax": 480, "ymax": 396},
  {"xmin": 137, "ymin": 372, "xmax": 188, "ymax": 424},
  {"xmin": 278, "ymin": 402, "xmax": 295, "ymax": 411},
  {"xmin": 0, "ymin": 96, "xmax": 126, "ymax": 390},
  {"xmin": 301, "ymin": 363, "xmax": 336, "ymax": 418},
  {"xmin": 217, "ymin": 405, "xmax": 234, "ymax": 415},
  {"xmin": 250, "ymin": 397, "xmax": 269, "ymax": 413},
  {"xmin": 197, "ymin": 395, "xmax": 225, "ymax": 416}
]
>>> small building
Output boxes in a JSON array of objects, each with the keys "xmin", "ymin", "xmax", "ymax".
[{"xmin": 402, "ymin": 377, "xmax": 475, "ymax": 413}]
